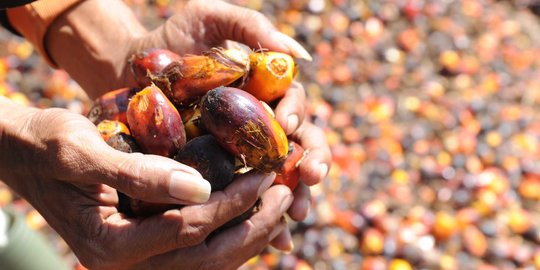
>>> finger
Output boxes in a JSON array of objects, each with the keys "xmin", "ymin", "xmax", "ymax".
[
  {"xmin": 287, "ymin": 182, "xmax": 311, "ymax": 221},
  {"xmin": 95, "ymin": 172, "xmax": 275, "ymax": 268},
  {"xmin": 291, "ymin": 122, "xmax": 332, "ymax": 186},
  {"xmin": 128, "ymin": 185, "xmax": 292, "ymax": 270},
  {"xmin": 191, "ymin": 0, "xmax": 312, "ymax": 60},
  {"xmin": 274, "ymin": 81, "xmax": 306, "ymax": 135},
  {"xmin": 270, "ymin": 225, "xmax": 294, "ymax": 253},
  {"xmin": 203, "ymin": 185, "xmax": 293, "ymax": 269},
  {"xmin": 173, "ymin": 172, "xmax": 275, "ymax": 247},
  {"xmin": 56, "ymin": 131, "xmax": 212, "ymax": 205}
]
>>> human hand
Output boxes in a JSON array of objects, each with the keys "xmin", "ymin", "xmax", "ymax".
[
  {"xmin": 131, "ymin": 0, "xmax": 312, "ymax": 61},
  {"xmin": 0, "ymin": 104, "xmax": 292, "ymax": 269},
  {"xmin": 45, "ymin": 0, "xmax": 331, "ymax": 254},
  {"xmin": 131, "ymin": 0, "xmax": 331, "ymax": 250}
]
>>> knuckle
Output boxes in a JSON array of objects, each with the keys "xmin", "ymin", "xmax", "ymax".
[
  {"xmin": 243, "ymin": 10, "xmax": 266, "ymax": 23},
  {"xmin": 178, "ymin": 223, "xmax": 212, "ymax": 247},
  {"xmin": 115, "ymin": 154, "xmax": 150, "ymax": 197},
  {"xmin": 222, "ymin": 188, "xmax": 255, "ymax": 218}
]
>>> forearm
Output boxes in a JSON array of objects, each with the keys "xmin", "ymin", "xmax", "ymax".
[{"xmin": 45, "ymin": 0, "xmax": 148, "ymax": 98}]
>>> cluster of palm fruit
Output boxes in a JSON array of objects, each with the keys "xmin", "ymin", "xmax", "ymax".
[{"xmin": 87, "ymin": 47, "xmax": 305, "ymax": 217}]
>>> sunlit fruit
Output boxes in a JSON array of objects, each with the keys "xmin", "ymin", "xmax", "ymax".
[
  {"xmin": 126, "ymin": 84, "xmax": 186, "ymax": 157},
  {"xmin": 130, "ymin": 48, "xmax": 182, "ymax": 87},
  {"xmin": 200, "ymin": 86, "xmax": 288, "ymax": 172},
  {"xmin": 241, "ymin": 51, "xmax": 296, "ymax": 103}
]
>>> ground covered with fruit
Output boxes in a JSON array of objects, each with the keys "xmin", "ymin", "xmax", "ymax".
[{"xmin": 1, "ymin": 0, "xmax": 540, "ymax": 269}]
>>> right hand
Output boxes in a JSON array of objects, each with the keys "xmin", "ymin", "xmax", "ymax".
[{"xmin": 0, "ymin": 106, "xmax": 292, "ymax": 269}]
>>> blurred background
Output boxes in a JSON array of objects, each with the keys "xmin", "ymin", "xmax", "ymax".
[{"xmin": 1, "ymin": 0, "xmax": 540, "ymax": 269}]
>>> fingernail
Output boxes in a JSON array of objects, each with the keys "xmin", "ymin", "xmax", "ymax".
[
  {"xmin": 257, "ymin": 172, "xmax": 276, "ymax": 196},
  {"xmin": 280, "ymin": 194, "xmax": 294, "ymax": 213},
  {"xmin": 284, "ymin": 231, "xmax": 294, "ymax": 254},
  {"xmin": 272, "ymin": 32, "xmax": 313, "ymax": 61},
  {"xmin": 169, "ymin": 171, "xmax": 211, "ymax": 204},
  {"xmin": 319, "ymin": 163, "xmax": 328, "ymax": 182},
  {"xmin": 286, "ymin": 114, "xmax": 299, "ymax": 135}
]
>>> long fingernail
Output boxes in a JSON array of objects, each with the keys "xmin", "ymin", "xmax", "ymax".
[
  {"xmin": 280, "ymin": 194, "xmax": 294, "ymax": 213},
  {"xmin": 169, "ymin": 171, "xmax": 211, "ymax": 204},
  {"xmin": 257, "ymin": 172, "xmax": 276, "ymax": 196},
  {"xmin": 283, "ymin": 230, "xmax": 294, "ymax": 254},
  {"xmin": 286, "ymin": 114, "xmax": 299, "ymax": 135},
  {"xmin": 319, "ymin": 163, "xmax": 328, "ymax": 182},
  {"xmin": 272, "ymin": 32, "xmax": 312, "ymax": 61}
]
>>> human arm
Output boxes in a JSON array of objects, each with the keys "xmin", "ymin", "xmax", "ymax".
[
  {"xmin": 4, "ymin": 0, "xmax": 331, "ymax": 264},
  {"xmin": 0, "ymin": 95, "xmax": 292, "ymax": 269}
]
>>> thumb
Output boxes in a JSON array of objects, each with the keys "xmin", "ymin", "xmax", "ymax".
[
  {"xmin": 106, "ymin": 149, "xmax": 212, "ymax": 205},
  {"xmin": 62, "ymin": 136, "xmax": 211, "ymax": 205}
]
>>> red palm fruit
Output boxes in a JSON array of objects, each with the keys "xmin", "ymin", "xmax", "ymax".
[
  {"xmin": 87, "ymin": 87, "xmax": 139, "ymax": 125},
  {"xmin": 151, "ymin": 48, "xmax": 248, "ymax": 108},
  {"xmin": 200, "ymin": 86, "xmax": 288, "ymax": 172},
  {"xmin": 126, "ymin": 84, "xmax": 186, "ymax": 157},
  {"xmin": 274, "ymin": 141, "xmax": 305, "ymax": 190},
  {"xmin": 241, "ymin": 51, "xmax": 296, "ymax": 103},
  {"xmin": 130, "ymin": 48, "xmax": 182, "ymax": 87},
  {"xmin": 174, "ymin": 135, "xmax": 235, "ymax": 191}
]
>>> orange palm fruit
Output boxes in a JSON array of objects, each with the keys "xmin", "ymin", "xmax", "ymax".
[
  {"xmin": 433, "ymin": 211, "xmax": 458, "ymax": 241},
  {"xmin": 200, "ymin": 86, "xmax": 288, "ymax": 172},
  {"xmin": 126, "ymin": 84, "xmax": 186, "ymax": 157},
  {"xmin": 180, "ymin": 106, "xmax": 205, "ymax": 141},
  {"xmin": 96, "ymin": 120, "xmax": 131, "ymax": 142},
  {"xmin": 87, "ymin": 87, "xmax": 139, "ymax": 125},
  {"xmin": 273, "ymin": 141, "xmax": 305, "ymax": 190},
  {"xmin": 241, "ymin": 51, "xmax": 296, "ymax": 103},
  {"xmin": 360, "ymin": 228, "xmax": 385, "ymax": 255},
  {"xmin": 152, "ymin": 48, "xmax": 248, "ymax": 108},
  {"xmin": 462, "ymin": 225, "xmax": 487, "ymax": 257}
]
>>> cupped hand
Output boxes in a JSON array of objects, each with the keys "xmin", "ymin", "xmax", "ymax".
[
  {"xmin": 134, "ymin": 0, "xmax": 332, "ymax": 250},
  {"xmin": 44, "ymin": 0, "xmax": 331, "ymax": 257},
  {"xmin": 129, "ymin": 185, "xmax": 293, "ymax": 270},
  {"xmin": 135, "ymin": 0, "xmax": 332, "ymax": 186},
  {"xmin": 0, "ymin": 107, "xmax": 292, "ymax": 269}
]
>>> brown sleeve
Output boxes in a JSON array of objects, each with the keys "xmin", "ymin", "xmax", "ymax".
[{"xmin": 6, "ymin": 0, "xmax": 82, "ymax": 67}]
